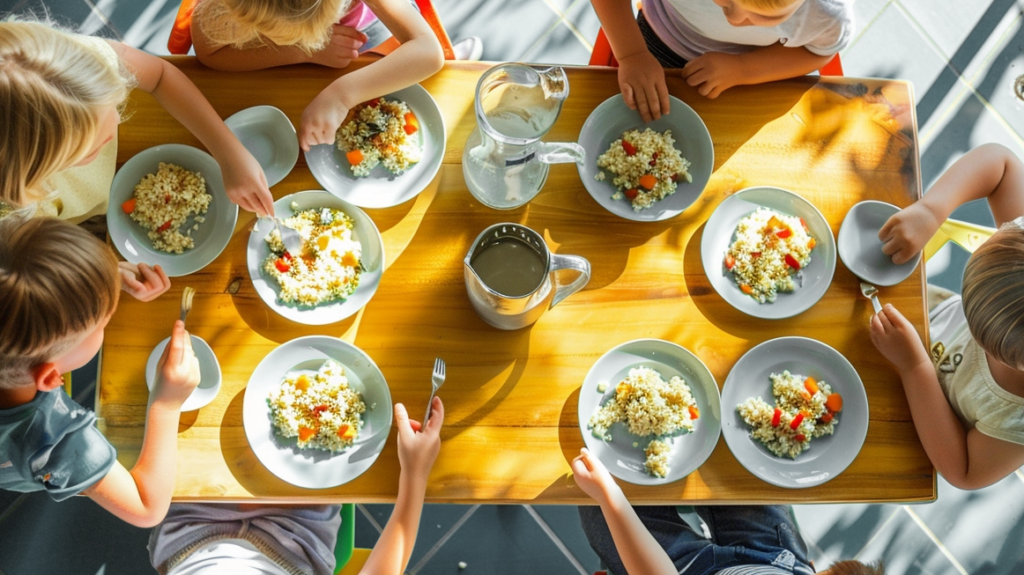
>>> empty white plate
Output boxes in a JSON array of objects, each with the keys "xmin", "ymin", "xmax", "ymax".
[
  {"xmin": 225, "ymin": 105, "xmax": 299, "ymax": 187},
  {"xmin": 838, "ymin": 200, "xmax": 920, "ymax": 286},
  {"xmin": 145, "ymin": 334, "xmax": 222, "ymax": 412}
]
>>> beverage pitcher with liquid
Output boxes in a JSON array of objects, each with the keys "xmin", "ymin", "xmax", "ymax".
[
  {"xmin": 464, "ymin": 223, "xmax": 591, "ymax": 330},
  {"xmin": 463, "ymin": 64, "xmax": 586, "ymax": 209}
]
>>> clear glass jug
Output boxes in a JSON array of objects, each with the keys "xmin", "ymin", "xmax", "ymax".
[{"xmin": 463, "ymin": 64, "xmax": 586, "ymax": 209}]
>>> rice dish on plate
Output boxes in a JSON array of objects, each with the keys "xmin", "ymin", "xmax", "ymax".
[
  {"xmin": 736, "ymin": 370, "xmax": 843, "ymax": 459},
  {"xmin": 122, "ymin": 162, "xmax": 210, "ymax": 254},
  {"xmin": 263, "ymin": 207, "xmax": 362, "ymax": 307},
  {"xmin": 336, "ymin": 97, "xmax": 422, "ymax": 177},
  {"xmin": 595, "ymin": 128, "xmax": 691, "ymax": 212},
  {"xmin": 267, "ymin": 359, "xmax": 366, "ymax": 452},
  {"xmin": 588, "ymin": 366, "xmax": 700, "ymax": 478},
  {"xmin": 724, "ymin": 208, "xmax": 816, "ymax": 303}
]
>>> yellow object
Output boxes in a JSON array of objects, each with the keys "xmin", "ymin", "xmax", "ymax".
[
  {"xmin": 335, "ymin": 548, "xmax": 371, "ymax": 575},
  {"xmin": 62, "ymin": 372, "xmax": 72, "ymax": 396},
  {"xmin": 924, "ymin": 219, "xmax": 997, "ymax": 262}
]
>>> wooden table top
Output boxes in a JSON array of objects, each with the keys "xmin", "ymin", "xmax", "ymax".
[{"xmin": 98, "ymin": 58, "xmax": 935, "ymax": 504}]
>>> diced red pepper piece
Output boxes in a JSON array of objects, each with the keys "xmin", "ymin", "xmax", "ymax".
[
  {"xmin": 751, "ymin": 252, "xmax": 761, "ymax": 258},
  {"xmin": 649, "ymin": 152, "xmax": 659, "ymax": 166},
  {"xmin": 622, "ymin": 140, "xmax": 637, "ymax": 156},
  {"xmin": 157, "ymin": 220, "xmax": 173, "ymax": 233},
  {"xmin": 670, "ymin": 174, "xmax": 679, "ymax": 182},
  {"xmin": 275, "ymin": 258, "xmax": 291, "ymax": 273},
  {"xmin": 282, "ymin": 251, "xmax": 293, "ymax": 260},
  {"xmin": 624, "ymin": 188, "xmax": 639, "ymax": 200},
  {"xmin": 799, "ymin": 217, "xmax": 809, "ymax": 231},
  {"xmin": 818, "ymin": 412, "xmax": 834, "ymax": 424},
  {"xmin": 776, "ymin": 228, "xmax": 792, "ymax": 239},
  {"xmin": 367, "ymin": 98, "xmax": 381, "ymax": 107},
  {"xmin": 790, "ymin": 412, "xmax": 805, "ymax": 430},
  {"xmin": 784, "ymin": 253, "xmax": 801, "ymax": 270},
  {"xmin": 311, "ymin": 404, "xmax": 329, "ymax": 417},
  {"xmin": 794, "ymin": 433, "xmax": 807, "ymax": 442},
  {"xmin": 771, "ymin": 408, "xmax": 782, "ymax": 427},
  {"xmin": 121, "ymin": 198, "xmax": 136, "ymax": 214},
  {"xmin": 724, "ymin": 254, "xmax": 736, "ymax": 270}
]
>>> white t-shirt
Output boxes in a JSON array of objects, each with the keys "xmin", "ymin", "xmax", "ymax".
[
  {"xmin": 168, "ymin": 540, "xmax": 292, "ymax": 575},
  {"xmin": 642, "ymin": 0, "xmax": 854, "ymax": 61}
]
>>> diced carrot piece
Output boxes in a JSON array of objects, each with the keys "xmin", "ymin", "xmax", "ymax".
[
  {"xmin": 825, "ymin": 393, "xmax": 844, "ymax": 413},
  {"xmin": 807, "ymin": 237, "xmax": 816, "ymax": 249},
  {"xmin": 341, "ymin": 251, "xmax": 358, "ymax": 268},
  {"xmin": 403, "ymin": 123, "xmax": 418, "ymax": 135},
  {"xmin": 338, "ymin": 424, "xmax": 356, "ymax": 440},
  {"xmin": 346, "ymin": 149, "xmax": 364, "ymax": 165},
  {"xmin": 298, "ymin": 426, "xmax": 316, "ymax": 442},
  {"xmin": 740, "ymin": 284, "xmax": 754, "ymax": 295},
  {"xmin": 688, "ymin": 405, "xmax": 700, "ymax": 420},
  {"xmin": 121, "ymin": 198, "xmax": 136, "ymax": 214},
  {"xmin": 724, "ymin": 254, "xmax": 736, "ymax": 270},
  {"xmin": 804, "ymin": 376, "xmax": 819, "ymax": 395},
  {"xmin": 639, "ymin": 174, "xmax": 657, "ymax": 190},
  {"xmin": 624, "ymin": 188, "xmax": 639, "ymax": 200},
  {"xmin": 404, "ymin": 112, "xmax": 418, "ymax": 128},
  {"xmin": 294, "ymin": 374, "xmax": 309, "ymax": 392}
]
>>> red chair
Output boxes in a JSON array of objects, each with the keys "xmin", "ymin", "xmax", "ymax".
[
  {"xmin": 168, "ymin": 0, "xmax": 456, "ymax": 60},
  {"xmin": 588, "ymin": 25, "xmax": 844, "ymax": 76}
]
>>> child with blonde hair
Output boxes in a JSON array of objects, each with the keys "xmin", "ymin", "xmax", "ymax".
[
  {"xmin": 189, "ymin": 0, "xmax": 445, "ymax": 150},
  {"xmin": 0, "ymin": 215, "xmax": 201, "ymax": 527},
  {"xmin": 870, "ymin": 143, "xmax": 1024, "ymax": 490},
  {"xmin": 591, "ymin": 0, "xmax": 853, "ymax": 117},
  {"xmin": 0, "ymin": 18, "xmax": 274, "ymax": 220}
]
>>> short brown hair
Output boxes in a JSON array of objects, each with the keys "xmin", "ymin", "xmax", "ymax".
[
  {"xmin": 828, "ymin": 560, "xmax": 885, "ymax": 575},
  {"xmin": 0, "ymin": 215, "xmax": 120, "ymax": 388},
  {"xmin": 962, "ymin": 225, "xmax": 1024, "ymax": 369}
]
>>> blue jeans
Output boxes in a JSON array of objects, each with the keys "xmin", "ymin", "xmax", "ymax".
[{"xmin": 578, "ymin": 505, "xmax": 815, "ymax": 575}]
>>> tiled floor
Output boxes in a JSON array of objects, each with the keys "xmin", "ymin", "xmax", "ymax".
[{"xmin": 3, "ymin": 0, "xmax": 1024, "ymax": 573}]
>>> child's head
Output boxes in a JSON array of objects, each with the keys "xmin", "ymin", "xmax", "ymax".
[
  {"xmin": 962, "ymin": 222, "xmax": 1024, "ymax": 371},
  {"xmin": 195, "ymin": 0, "xmax": 348, "ymax": 54},
  {"xmin": 0, "ymin": 18, "xmax": 133, "ymax": 207},
  {"xmin": 714, "ymin": 0, "xmax": 806, "ymax": 27},
  {"xmin": 0, "ymin": 215, "xmax": 121, "ymax": 391}
]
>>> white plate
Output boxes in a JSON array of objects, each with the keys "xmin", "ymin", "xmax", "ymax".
[
  {"xmin": 225, "ymin": 105, "xmax": 299, "ymax": 187},
  {"xmin": 108, "ymin": 144, "xmax": 238, "ymax": 277},
  {"xmin": 304, "ymin": 84, "xmax": 445, "ymax": 208},
  {"xmin": 246, "ymin": 191, "xmax": 384, "ymax": 325},
  {"xmin": 577, "ymin": 94, "xmax": 714, "ymax": 222},
  {"xmin": 578, "ymin": 339, "xmax": 722, "ymax": 485},
  {"xmin": 838, "ymin": 200, "xmax": 920, "ymax": 286},
  {"xmin": 144, "ymin": 335, "xmax": 222, "ymax": 412},
  {"xmin": 720, "ymin": 337, "xmax": 868, "ymax": 489},
  {"xmin": 243, "ymin": 336, "xmax": 392, "ymax": 489},
  {"xmin": 701, "ymin": 186, "xmax": 837, "ymax": 319}
]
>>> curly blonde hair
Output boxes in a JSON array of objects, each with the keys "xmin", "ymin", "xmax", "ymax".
[
  {"xmin": 963, "ymin": 222, "xmax": 1024, "ymax": 370},
  {"xmin": 0, "ymin": 18, "xmax": 134, "ymax": 207},
  {"xmin": 194, "ymin": 0, "xmax": 351, "ymax": 54}
]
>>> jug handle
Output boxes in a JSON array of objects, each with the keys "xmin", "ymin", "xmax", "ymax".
[
  {"xmin": 549, "ymin": 254, "xmax": 591, "ymax": 309},
  {"xmin": 536, "ymin": 141, "xmax": 587, "ymax": 165}
]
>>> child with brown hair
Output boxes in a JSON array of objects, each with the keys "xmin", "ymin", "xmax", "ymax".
[
  {"xmin": 0, "ymin": 215, "xmax": 201, "ymax": 527},
  {"xmin": 870, "ymin": 143, "xmax": 1024, "ymax": 490},
  {"xmin": 189, "ymin": 0, "xmax": 445, "ymax": 151},
  {"xmin": 591, "ymin": 0, "xmax": 853, "ymax": 116}
]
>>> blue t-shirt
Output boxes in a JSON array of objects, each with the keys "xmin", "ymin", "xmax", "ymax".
[{"xmin": 0, "ymin": 388, "xmax": 116, "ymax": 501}]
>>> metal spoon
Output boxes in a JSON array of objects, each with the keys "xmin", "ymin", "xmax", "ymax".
[
  {"xmin": 860, "ymin": 282, "xmax": 883, "ymax": 314},
  {"xmin": 268, "ymin": 217, "xmax": 303, "ymax": 255}
]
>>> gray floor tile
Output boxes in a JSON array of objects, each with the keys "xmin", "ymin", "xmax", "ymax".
[
  {"xmin": 407, "ymin": 504, "xmax": 480, "ymax": 571},
  {"xmin": 846, "ymin": 0, "xmax": 892, "ymax": 52},
  {"xmin": 529, "ymin": 505, "xmax": 601, "ymax": 573},
  {"xmin": 522, "ymin": 19, "xmax": 591, "ymax": 66},
  {"xmin": 430, "ymin": 0, "xmax": 560, "ymax": 62},
  {"xmin": 898, "ymin": 0, "xmax": 1017, "ymax": 64},
  {"xmin": 793, "ymin": 504, "xmax": 901, "ymax": 565},
  {"xmin": 958, "ymin": 19, "xmax": 1024, "ymax": 149},
  {"xmin": 3, "ymin": 0, "xmax": 93, "ymax": 27},
  {"xmin": 563, "ymin": 0, "xmax": 602, "ymax": 53},
  {"xmin": 353, "ymin": 503, "xmax": 390, "ymax": 549},
  {"xmin": 855, "ymin": 507, "xmax": 962, "ymax": 575}
]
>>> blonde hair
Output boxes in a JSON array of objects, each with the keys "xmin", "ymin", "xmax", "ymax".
[
  {"xmin": 195, "ymin": 0, "xmax": 350, "ymax": 54},
  {"xmin": 962, "ymin": 223, "xmax": 1024, "ymax": 369},
  {"xmin": 828, "ymin": 560, "xmax": 885, "ymax": 575},
  {"xmin": 0, "ymin": 215, "xmax": 121, "ymax": 389},
  {"xmin": 737, "ymin": 0, "xmax": 803, "ymax": 11},
  {"xmin": 0, "ymin": 18, "xmax": 134, "ymax": 208}
]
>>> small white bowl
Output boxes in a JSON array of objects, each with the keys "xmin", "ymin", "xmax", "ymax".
[
  {"xmin": 145, "ymin": 335, "xmax": 222, "ymax": 412},
  {"xmin": 838, "ymin": 201, "xmax": 920, "ymax": 286},
  {"xmin": 225, "ymin": 106, "xmax": 299, "ymax": 187}
]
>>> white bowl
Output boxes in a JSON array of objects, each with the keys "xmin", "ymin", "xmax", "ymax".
[
  {"xmin": 701, "ymin": 186, "xmax": 837, "ymax": 319},
  {"xmin": 225, "ymin": 105, "xmax": 299, "ymax": 187},
  {"xmin": 304, "ymin": 84, "xmax": 446, "ymax": 208},
  {"xmin": 246, "ymin": 190, "xmax": 384, "ymax": 325},
  {"xmin": 838, "ymin": 200, "xmax": 921, "ymax": 286},
  {"xmin": 577, "ymin": 94, "xmax": 714, "ymax": 222},
  {"xmin": 243, "ymin": 336, "xmax": 393, "ymax": 489},
  {"xmin": 107, "ymin": 144, "xmax": 239, "ymax": 277},
  {"xmin": 145, "ymin": 335, "xmax": 222, "ymax": 412}
]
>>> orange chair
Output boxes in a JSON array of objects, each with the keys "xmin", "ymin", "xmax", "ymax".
[
  {"xmin": 588, "ymin": 25, "xmax": 843, "ymax": 76},
  {"xmin": 168, "ymin": 0, "xmax": 455, "ymax": 60}
]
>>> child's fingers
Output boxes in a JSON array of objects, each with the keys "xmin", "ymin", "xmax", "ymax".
[
  {"xmin": 655, "ymin": 80, "xmax": 671, "ymax": 117},
  {"xmin": 121, "ymin": 270, "xmax": 145, "ymax": 292},
  {"xmin": 167, "ymin": 320, "xmax": 186, "ymax": 365},
  {"xmin": 409, "ymin": 419, "xmax": 422, "ymax": 432},
  {"xmin": 256, "ymin": 187, "xmax": 275, "ymax": 218},
  {"xmin": 634, "ymin": 86, "xmax": 652, "ymax": 121},
  {"xmin": 878, "ymin": 215, "xmax": 897, "ymax": 242},
  {"xmin": 137, "ymin": 263, "xmax": 160, "ymax": 286},
  {"xmin": 427, "ymin": 396, "xmax": 444, "ymax": 432},
  {"xmin": 394, "ymin": 403, "xmax": 412, "ymax": 438},
  {"xmin": 876, "ymin": 306, "xmax": 895, "ymax": 332},
  {"xmin": 181, "ymin": 329, "xmax": 195, "ymax": 364},
  {"xmin": 622, "ymin": 84, "xmax": 636, "ymax": 111}
]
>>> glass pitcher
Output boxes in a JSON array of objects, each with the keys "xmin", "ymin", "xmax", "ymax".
[{"xmin": 462, "ymin": 64, "xmax": 586, "ymax": 210}]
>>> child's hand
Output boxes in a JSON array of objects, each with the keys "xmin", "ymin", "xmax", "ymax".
[
  {"xmin": 617, "ymin": 51, "xmax": 670, "ymax": 122},
  {"xmin": 869, "ymin": 304, "xmax": 932, "ymax": 375},
  {"xmin": 395, "ymin": 397, "xmax": 443, "ymax": 477},
  {"xmin": 299, "ymin": 92, "xmax": 348, "ymax": 152},
  {"xmin": 309, "ymin": 24, "xmax": 367, "ymax": 68},
  {"xmin": 119, "ymin": 261, "xmax": 170, "ymax": 302},
  {"xmin": 571, "ymin": 447, "xmax": 621, "ymax": 506},
  {"xmin": 878, "ymin": 201, "xmax": 941, "ymax": 265},
  {"xmin": 152, "ymin": 320, "xmax": 201, "ymax": 407},
  {"xmin": 681, "ymin": 52, "xmax": 745, "ymax": 99},
  {"xmin": 220, "ymin": 147, "xmax": 275, "ymax": 217}
]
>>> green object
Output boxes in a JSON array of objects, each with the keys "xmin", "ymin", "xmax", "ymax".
[{"xmin": 335, "ymin": 503, "xmax": 356, "ymax": 570}]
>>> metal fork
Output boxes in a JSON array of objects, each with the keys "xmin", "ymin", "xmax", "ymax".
[
  {"xmin": 180, "ymin": 286, "xmax": 196, "ymax": 326},
  {"xmin": 424, "ymin": 357, "xmax": 446, "ymax": 426}
]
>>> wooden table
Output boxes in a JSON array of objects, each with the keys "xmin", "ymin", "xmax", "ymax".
[{"xmin": 98, "ymin": 58, "xmax": 935, "ymax": 504}]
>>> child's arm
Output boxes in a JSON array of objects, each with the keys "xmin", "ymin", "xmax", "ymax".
[
  {"xmin": 681, "ymin": 43, "xmax": 832, "ymax": 99},
  {"xmin": 193, "ymin": 22, "xmax": 367, "ymax": 71},
  {"xmin": 81, "ymin": 321, "xmax": 200, "ymax": 526},
  {"xmin": 299, "ymin": 0, "xmax": 444, "ymax": 151},
  {"xmin": 590, "ymin": 0, "xmax": 670, "ymax": 121},
  {"xmin": 571, "ymin": 448, "xmax": 678, "ymax": 575},
  {"xmin": 869, "ymin": 304, "xmax": 1024, "ymax": 489},
  {"xmin": 359, "ymin": 397, "xmax": 443, "ymax": 575},
  {"xmin": 879, "ymin": 143, "xmax": 1024, "ymax": 264},
  {"xmin": 109, "ymin": 41, "xmax": 275, "ymax": 216}
]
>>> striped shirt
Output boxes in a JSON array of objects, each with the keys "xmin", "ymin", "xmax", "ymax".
[{"xmin": 714, "ymin": 566, "xmax": 792, "ymax": 575}]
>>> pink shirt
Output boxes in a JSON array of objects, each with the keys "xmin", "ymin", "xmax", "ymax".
[{"xmin": 338, "ymin": 1, "xmax": 378, "ymax": 31}]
